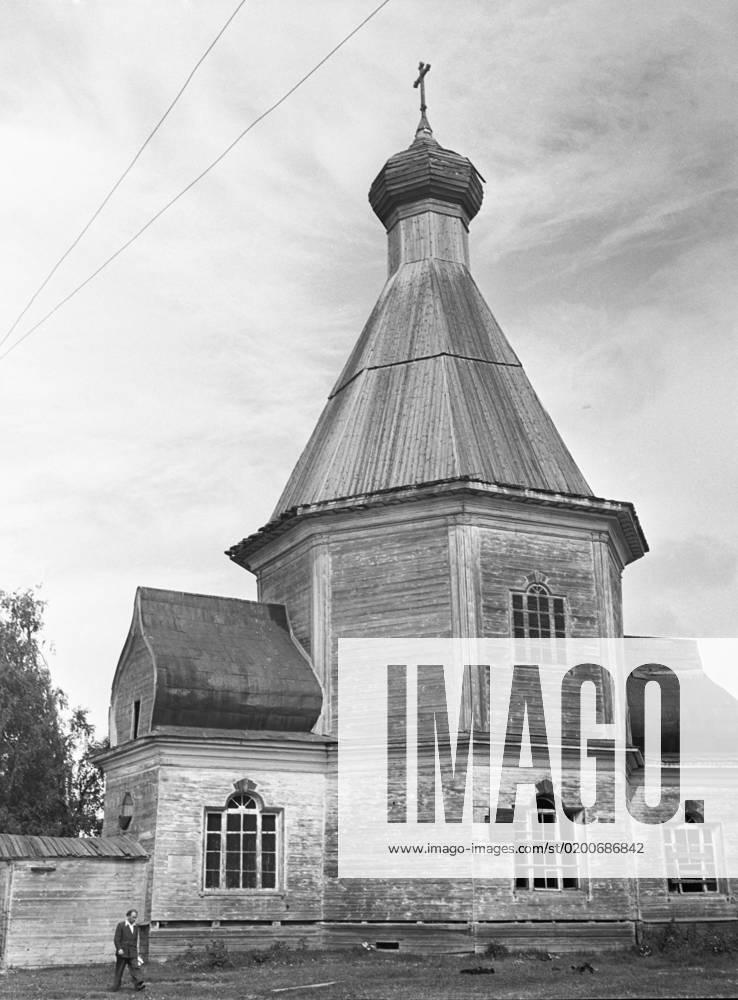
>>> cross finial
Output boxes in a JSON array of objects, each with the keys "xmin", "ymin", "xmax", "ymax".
[{"xmin": 413, "ymin": 61, "xmax": 431, "ymax": 114}]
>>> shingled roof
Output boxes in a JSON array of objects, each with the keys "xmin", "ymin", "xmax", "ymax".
[
  {"xmin": 111, "ymin": 588, "xmax": 322, "ymax": 737},
  {"xmin": 0, "ymin": 834, "xmax": 147, "ymax": 861},
  {"xmin": 368, "ymin": 118, "xmax": 484, "ymax": 228}
]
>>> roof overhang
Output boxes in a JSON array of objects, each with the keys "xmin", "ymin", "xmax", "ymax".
[{"xmin": 227, "ymin": 476, "xmax": 648, "ymax": 571}]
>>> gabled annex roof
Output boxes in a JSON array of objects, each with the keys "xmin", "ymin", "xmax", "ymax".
[{"xmin": 111, "ymin": 587, "xmax": 322, "ymax": 737}]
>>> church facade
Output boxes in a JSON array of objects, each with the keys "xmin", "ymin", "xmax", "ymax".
[{"xmin": 96, "ymin": 104, "xmax": 736, "ymax": 958}]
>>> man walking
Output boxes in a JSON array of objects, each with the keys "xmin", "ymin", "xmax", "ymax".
[{"xmin": 112, "ymin": 908, "xmax": 146, "ymax": 992}]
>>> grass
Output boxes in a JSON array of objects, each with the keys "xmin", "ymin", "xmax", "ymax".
[{"xmin": 3, "ymin": 944, "xmax": 738, "ymax": 1000}]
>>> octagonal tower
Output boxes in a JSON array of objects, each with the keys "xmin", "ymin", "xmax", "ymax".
[{"xmin": 228, "ymin": 110, "xmax": 647, "ymax": 734}]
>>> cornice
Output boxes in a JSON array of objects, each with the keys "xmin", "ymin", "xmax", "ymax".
[
  {"xmin": 228, "ymin": 478, "xmax": 647, "ymax": 573},
  {"xmin": 94, "ymin": 730, "xmax": 336, "ymax": 774}
]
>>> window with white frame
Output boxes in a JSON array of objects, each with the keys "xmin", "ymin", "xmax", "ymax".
[
  {"xmin": 204, "ymin": 793, "xmax": 280, "ymax": 890},
  {"xmin": 665, "ymin": 808, "xmax": 720, "ymax": 895},
  {"xmin": 511, "ymin": 582, "xmax": 567, "ymax": 639},
  {"xmin": 514, "ymin": 793, "xmax": 579, "ymax": 891}
]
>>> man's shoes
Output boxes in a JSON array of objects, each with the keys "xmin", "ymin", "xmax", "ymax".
[{"xmin": 135, "ymin": 984, "xmax": 146, "ymax": 992}]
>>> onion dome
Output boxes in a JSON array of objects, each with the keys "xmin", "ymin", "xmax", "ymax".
[{"xmin": 368, "ymin": 113, "xmax": 484, "ymax": 230}]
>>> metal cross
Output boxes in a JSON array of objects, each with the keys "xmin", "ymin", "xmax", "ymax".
[{"xmin": 413, "ymin": 61, "xmax": 431, "ymax": 113}]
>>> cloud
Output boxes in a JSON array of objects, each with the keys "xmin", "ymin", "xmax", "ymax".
[
  {"xmin": 1, "ymin": 0, "xmax": 736, "ymax": 729},
  {"xmin": 656, "ymin": 535, "xmax": 738, "ymax": 590}
]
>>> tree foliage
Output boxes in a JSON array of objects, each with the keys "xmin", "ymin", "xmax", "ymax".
[{"xmin": 0, "ymin": 588, "xmax": 107, "ymax": 836}]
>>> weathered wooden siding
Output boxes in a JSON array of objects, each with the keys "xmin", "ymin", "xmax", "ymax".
[
  {"xmin": 103, "ymin": 765, "xmax": 160, "ymax": 851},
  {"xmin": 323, "ymin": 919, "xmax": 634, "ymax": 952},
  {"xmin": 150, "ymin": 766, "xmax": 325, "ymax": 924},
  {"xmin": 323, "ymin": 755, "xmax": 635, "ymax": 924},
  {"xmin": 147, "ymin": 918, "xmax": 635, "ymax": 957},
  {"xmin": 102, "ymin": 764, "xmax": 159, "ymax": 922},
  {"xmin": 1, "ymin": 858, "xmax": 147, "ymax": 969},
  {"xmin": 387, "ymin": 211, "xmax": 469, "ymax": 273},
  {"xmin": 330, "ymin": 523, "xmax": 452, "ymax": 638},
  {"xmin": 149, "ymin": 921, "xmax": 323, "ymax": 959},
  {"xmin": 112, "ymin": 634, "xmax": 154, "ymax": 744},
  {"xmin": 328, "ymin": 522, "xmax": 452, "ymax": 725},
  {"xmin": 253, "ymin": 498, "xmax": 626, "ymax": 740},
  {"xmin": 259, "ymin": 545, "xmax": 313, "ymax": 659},
  {"xmin": 256, "ymin": 516, "xmax": 455, "ymax": 731},
  {"xmin": 0, "ymin": 863, "xmax": 11, "ymax": 967},
  {"xmin": 608, "ymin": 549, "xmax": 624, "ymax": 637},
  {"xmin": 638, "ymin": 877, "xmax": 738, "ymax": 922},
  {"xmin": 247, "ymin": 495, "xmax": 636, "ymax": 928},
  {"xmin": 479, "ymin": 525, "xmax": 620, "ymax": 637}
]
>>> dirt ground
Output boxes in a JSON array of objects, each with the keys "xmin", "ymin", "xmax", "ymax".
[{"xmin": 3, "ymin": 947, "xmax": 738, "ymax": 1000}]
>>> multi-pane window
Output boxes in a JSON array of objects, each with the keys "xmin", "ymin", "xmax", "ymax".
[
  {"xmin": 512, "ymin": 583, "xmax": 566, "ymax": 639},
  {"xmin": 665, "ymin": 815, "xmax": 720, "ymax": 895},
  {"xmin": 515, "ymin": 795, "xmax": 579, "ymax": 891},
  {"xmin": 204, "ymin": 794, "xmax": 279, "ymax": 890}
]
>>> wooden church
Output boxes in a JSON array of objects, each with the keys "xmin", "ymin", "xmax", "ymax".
[{"xmin": 96, "ymin": 81, "xmax": 736, "ymax": 959}]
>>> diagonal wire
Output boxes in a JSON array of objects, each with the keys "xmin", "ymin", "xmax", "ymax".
[
  {"xmin": 0, "ymin": 0, "xmax": 392, "ymax": 363},
  {"xmin": 0, "ymin": 0, "xmax": 249, "ymax": 351}
]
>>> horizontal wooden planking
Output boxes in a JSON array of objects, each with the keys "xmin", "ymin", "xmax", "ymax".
[
  {"xmin": 102, "ymin": 767, "xmax": 160, "ymax": 836},
  {"xmin": 101, "ymin": 764, "xmax": 160, "ymax": 922},
  {"xmin": 150, "ymin": 919, "xmax": 635, "ymax": 957},
  {"xmin": 322, "ymin": 768, "xmax": 635, "ymax": 923},
  {"xmin": 472, "ymin": 920, "xmax": 634, "ymax": 952},
  {"xmin": 323, "ymin": 921, "xmax": 474, "ymax": 953},
  {"xmin": 259, "ymin": 546, "xmax": 313, "ymax": 658},
  {"xmin": 4, "ymin": 858, "xmax": 147, "ymax": 968},
  {"xmin": 112, "ymin": 633, "xmax": 154, "ymax": 744},
  {"xmin": 149, "ymin": 766, "xmax": 326, "ymax": 923},
  {"xmin": 150, "ymin": 922, "xmax": 323, "ymax": 959},
  {"xmin": 329, "ymin": 524, "xmax": 452, "ymax": 637},
  {"xmin": 478, "ymin": 526, "xmax": 609, "ymax": 638}
]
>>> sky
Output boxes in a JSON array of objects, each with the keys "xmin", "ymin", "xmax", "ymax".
[{"xmin": 1, "ymin": 0, "xmax": 736, "ymax": 733}]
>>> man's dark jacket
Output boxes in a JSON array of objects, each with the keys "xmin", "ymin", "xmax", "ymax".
[{"xmin": 113, "ymin": 921, "xmax": 139, "ymax": 959}]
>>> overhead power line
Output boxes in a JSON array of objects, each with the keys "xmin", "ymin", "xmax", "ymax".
[
  {"xmin": 0, "ymin": 0, "xmax": 393, "ymax": 363},
  {"xmin": 0, "ymin": 0, "xmax": 249, "ymax": 352}
]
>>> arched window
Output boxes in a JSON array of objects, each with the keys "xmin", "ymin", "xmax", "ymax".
[
  {"xmin": 511, "ymin": 582, "xmax": 566, "ymax": 639},
  {"xmin": 204, "ymin": 793, "xmax": 280, "ymax": 891}
]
